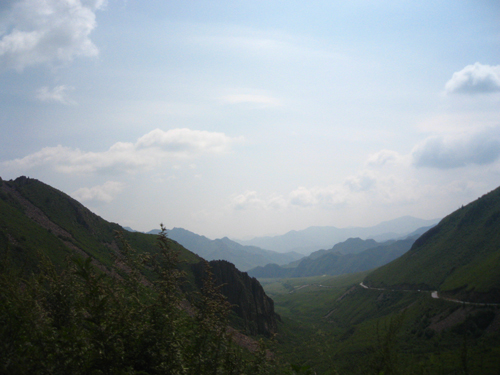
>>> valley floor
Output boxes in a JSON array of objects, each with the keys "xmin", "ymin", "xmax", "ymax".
[{"xmin": 261, "ymin": 273, "xmax": 500, "ymax": 374}]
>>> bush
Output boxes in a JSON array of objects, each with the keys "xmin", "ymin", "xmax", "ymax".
[{"xmin": 0, "ymin": 227, "xmax": 284, "ymax": 374}]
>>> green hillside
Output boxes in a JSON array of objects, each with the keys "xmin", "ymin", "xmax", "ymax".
[
  {"xmin": 267, "ymin": 273, "xmax": 500, "ymax": 374},
  {"xmin": 364, "ymin": 185, "xmax": 500, "ymax": 302},
  {"xmin": 0, "ymin": 176, "xmax": 280, "ymax": 337},
  {"xmin": 0, "ymin": 176, "xmax": 286, "ymax": 374},
  {"xmin": 0, "ymin": 177, "xmax": 201, "ymax": 283}
]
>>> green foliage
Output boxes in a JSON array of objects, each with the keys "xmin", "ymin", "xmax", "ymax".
[
  {"xmin": 365, "ymin": 186, "xmax": 500, "ymax": 299},
  {"xmin": 264, "ymin": 272, "xmax": 500, "ymax": 374},
  {"xmin": 0, "ymin": 177, "xmax": 201, "ymax": 277},
  {"xmin": 0, "ymin": 229, "xmax": 284, "ymax": 374}
]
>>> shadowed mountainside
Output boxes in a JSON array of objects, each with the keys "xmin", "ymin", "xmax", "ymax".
[{"xmin": 192, "ymin": 260, "xmax": 280, "ymax": 336}]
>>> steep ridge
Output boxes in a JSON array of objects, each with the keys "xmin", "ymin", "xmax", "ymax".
[
  {"xmin": 0, "ymin": 176, "xmax": 279, "ymax": 337},
  {"xmin": 192, "ymin": 260, "xmax": 280, "ymax": 337},
  {"xmin": 364, "ymin": 185, "xmax": 500, "ymax": 303}
]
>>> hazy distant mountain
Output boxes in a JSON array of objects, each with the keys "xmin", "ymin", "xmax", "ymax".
[
  {"xmin": 148, "ymin": 227, "xmax": 303, "ymax": 271},
  {"xmin": 235, "ymin": 216, "xmax": 440, "ymax": 254},
  {"xmin": 248, "ymin": 234, "xmax": 419, "ymax": 279}
]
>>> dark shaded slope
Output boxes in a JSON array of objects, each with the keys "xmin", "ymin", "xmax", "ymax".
[
  {"xmin": 364, "ymin": 185, "xmax": 500, "ymax": 302},
  {"xmin": 192, "ymin": 260, "xmax": 280, "ymax": 337}
]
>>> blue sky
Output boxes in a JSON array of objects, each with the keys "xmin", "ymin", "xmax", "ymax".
[{"xmin": 1, "ymin": 0, "xmax": 499, "ymax": 239}]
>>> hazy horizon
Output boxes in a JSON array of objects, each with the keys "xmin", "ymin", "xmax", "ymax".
[{"xmin": 1, "ymin": 1, "xmax": 499, "ymax": 239}]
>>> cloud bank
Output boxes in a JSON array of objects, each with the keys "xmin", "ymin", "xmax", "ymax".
[
  {"xmin": 72, "ymin": 181, "xmax": 124, "ymax": 203},
  {"xmin": 445, "ymin": 63, "xmax": 500, "ymax": 95},
  {"xmin": 0, "ymin": 0, "xmax": 105, "ymax": 71},
  {"xmin": 2, "ymin": 128, "xmax": 241, "ymax": 174},
  {"xmin": 36, "ymin": 85, "xmax": 75, "ymax": 104},
  {"xmin": 412, "ymin": 127, "xmax": 500, "ymax": 169}
]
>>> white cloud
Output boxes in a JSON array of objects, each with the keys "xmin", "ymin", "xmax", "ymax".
[
  {"xmin": 288, "ymin": 185, "xmax": 348, "ymax": 208},
  {"xmin": 230, "ymin": 190, "xmax": 266, "ymax": 210},
  {"xmin": 36, "ymin": 85, "xmax": 75, "ymax": 104},
  {"xmin": 0, "ymin": 0, "xmax": 105, "ymax": 71},
  {"xmin": 136, "ymin": 128, "xmax": 238, "ymax": 156},
  {"xmin": 345, "ymin": 171, "xmax": 376, "ymax": 192},
  {"xmin": 445, "ymin": 63, "xmax": 500, "ymax": 95},
  {"xmin": 366, "ymin": 149, "xmax": 407, "ymax": 167},
  {"xmin": 412, "ymin": 126, "xmax": 500, "ymax": 169},
  {"xmin": 2, "ymin": 128, "xmax": 241, "ymax": 174},
  {"xmin": 72, "ymin": 180, "xmax": 124, "ymax": 203}
]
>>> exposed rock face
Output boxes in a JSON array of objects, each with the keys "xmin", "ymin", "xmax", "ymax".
[{"xmin": 192, "ymin": 260, "xmax": 280, "ymax": 337}]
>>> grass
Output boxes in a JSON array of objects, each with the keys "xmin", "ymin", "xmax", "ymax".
[
  {"xmin": 365, "ymin": 186, "xmax": 500, "ymax": 299},
  {"xmin": 265, "ymin": 272, "xmax": 500, "ymax": 374}
]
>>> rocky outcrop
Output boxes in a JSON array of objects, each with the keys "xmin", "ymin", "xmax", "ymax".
[{"xmin": 192, "ymin": 260, "xmax": 280, "ymax": 337}]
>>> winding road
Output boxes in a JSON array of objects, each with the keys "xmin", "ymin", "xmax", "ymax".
[{"xmin": 360, "ymin": 282, "xmax": 500, "ymax": 307}]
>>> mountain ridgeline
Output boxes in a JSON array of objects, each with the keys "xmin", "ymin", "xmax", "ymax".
[
  {"xmin": 237, "ymin": 216, "xmax": 440, "ymax": 254},
  {"xmin": 248, "ymin": 234, "xmax": 425, "ymax": 279},
  {"xmin": 0, "ymin": 176, "xmax": 278, "ymax": 338},
  {"xmin": 364, "ymin": 185, "xmax": 500, "ymax": 303},
  {"xmin": 148, "ymin": 227, "xmax": 302, "ymax": 271}
]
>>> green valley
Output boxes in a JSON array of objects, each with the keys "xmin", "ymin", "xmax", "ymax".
[{"xmin": 2, "ymin": 175, "xmax": 500, "ymax": 374}]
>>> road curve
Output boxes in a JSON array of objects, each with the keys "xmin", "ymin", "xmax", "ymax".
[{"xmin": 360, "ymin": 283, "xmax": 500, "ymax": 306}]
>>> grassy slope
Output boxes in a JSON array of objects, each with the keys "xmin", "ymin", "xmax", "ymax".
[
  {"xmin": 0, "ymin": 177, "xmax": 201, "ymax": 274},
  {"xmin": 265, "ymin": 273, "xmax": 500, "ymax": 374},
  {"xmin": 0, "ymin": 177, "xmax": 276, "ymax": 340},
  {"xmin": 364, "ymin": 186, "xmax": 500, "ymax": 296},
  {"xmin": 0, "ymin": 193, "xmax": 72, "ymax": 271}
]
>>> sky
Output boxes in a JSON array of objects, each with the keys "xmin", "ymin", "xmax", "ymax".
[{"xmin": 1, "ymin": 0, "xmax": 499, "ymax": 240}]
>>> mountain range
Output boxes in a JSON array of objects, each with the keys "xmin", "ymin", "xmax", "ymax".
[
  {"xmin": 3, "ymin": 175, "xmax": 500, "ymax": 373},
  {"xmin": 235, "ymin": 215, "xmax": 440, "ymax": 254},
  {"xmin": 248, "ymin": 231, "xmax": 427, "ymax": 279},
  {"xmin": 144, "ymin": 227, "xmax": 303, "ymax": 271},
  {"xmin": 263, "ymin": 185, "xmax": 500, "ymax": 373}
]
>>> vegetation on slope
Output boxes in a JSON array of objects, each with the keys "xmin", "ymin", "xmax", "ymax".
[
  {"xmin": 264, "ymin": 273, "xmax": 500, "ymax": 374},
  {"xmin": 364, "ymin": 186, "xmax": 500, "ymax": 302},
  {"xmin": 0, "ymin": 176, "xmax": 281, "ymax": 348},
  {"xmin": 0, "ymin": 176, "xmax": 200, "ymax": 274},
  {"xmin": 0, "ymin": 228, "xmax": 286, "ymax": 374}
]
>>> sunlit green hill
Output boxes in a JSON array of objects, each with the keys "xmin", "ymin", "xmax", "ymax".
[
  {"xmin": 364, "ymin": 185, "xmax": 500, "ymax": 302},
  {"xmin": 0, "ymin": 176, "xmax": 279, "ymax": 337},
  {"xmin": 0, "ymin": 176, "xmax": 200, "ymax": 273}
]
